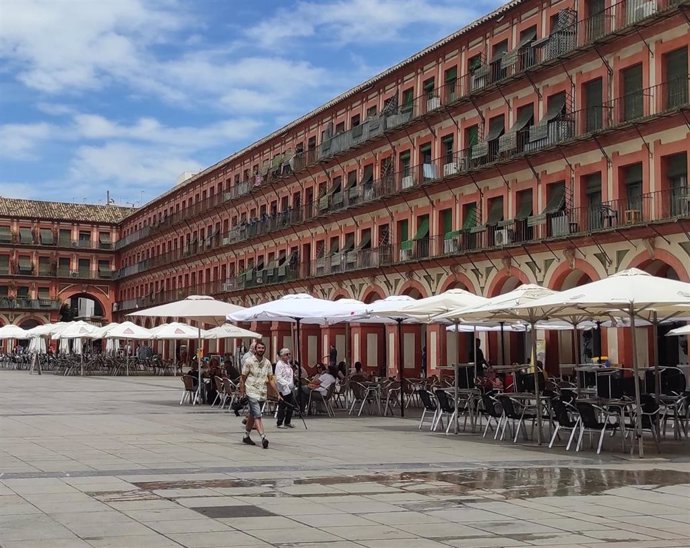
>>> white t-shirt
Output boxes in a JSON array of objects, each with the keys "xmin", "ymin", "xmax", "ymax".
[{"xmin": 316, "ymin": 372, "xmax": 335, "ymax": 396}]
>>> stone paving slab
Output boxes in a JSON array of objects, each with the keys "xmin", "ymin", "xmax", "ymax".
[{"xmin": 1, "ymin": 371, "xmax": 689, "ymax": 548}]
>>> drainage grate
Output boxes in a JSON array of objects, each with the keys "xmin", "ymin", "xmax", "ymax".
[{"xmin": 190, "ymin": 505, "xmax": 276, "ymax": 518}]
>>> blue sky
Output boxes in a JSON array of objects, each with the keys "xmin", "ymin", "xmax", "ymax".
[{"xmin": 0, "ymin": 0, "xmax": 503, "ymax": 207}]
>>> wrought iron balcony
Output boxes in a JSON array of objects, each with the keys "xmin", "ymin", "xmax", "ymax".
[{"xmin": 0, "ymin": 297, "xmax": 62, "ymax": 310}]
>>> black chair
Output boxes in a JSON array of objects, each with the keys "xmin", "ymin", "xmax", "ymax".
[
  {"xmin": 575, "ymin": 401, "xmax": 621, "ymax": 454},
  {"xmin": 497, "ymin": 394, "xmax": 537, "ymax": 443},
  {"xmin": 549, "ymin": 398, "xmax": 580, "ymax": 450},
  {"xmin": 479, "ymin": 393, "xmax": 503, "ymax": 439},
  {"xmin": 624, "ymin": 394, "xmax": 662, "ymax": 452},
  {"xmin": 417, "ymin": 389, "xmax": 438, "ymax": 431},
  {"xmin": 434, "ymin": 389, "xmax": 456, "ymax": 433}
]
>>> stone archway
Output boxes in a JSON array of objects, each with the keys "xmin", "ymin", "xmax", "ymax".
[{"xmin": 57, "ymin": 292, "xmax": 106, "ymax": 322}]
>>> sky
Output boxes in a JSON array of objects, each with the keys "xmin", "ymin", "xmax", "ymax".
[{"xmin": 0, "ymin": 0, "xmax": 504, "ymax": 207}]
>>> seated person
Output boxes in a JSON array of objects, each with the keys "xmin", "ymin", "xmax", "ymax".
[
  {"xmin": 349, "ymin": 361, "xmax": 363, "ymax": 376},
  {"xmin": 336, "ymin": 361, "xmax": 347, "ymax": 380},
  {"xmin": 186, "ymin": 363, "xmax": 201, "ymax": 386},
  {"xmin": 301, "ymin": 365, "xmax": 337, "ymax": 411},
  {"xmin": 225, "ymin": 360, "xmax": 241, "ymax": 382}
]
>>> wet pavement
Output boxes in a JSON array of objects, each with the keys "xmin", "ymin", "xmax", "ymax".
[{"xmin": 1, "ymin": 371, "xmax": 689, "ymax": 547}]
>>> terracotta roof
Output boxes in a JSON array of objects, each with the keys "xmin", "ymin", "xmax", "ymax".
[{"xmin": 0, "ymin": 197, "xmax": 135, "ymax": 224}]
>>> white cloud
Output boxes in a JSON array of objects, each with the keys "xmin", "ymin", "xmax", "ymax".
[
  {"xmin": 72, "ymin": 114, "xmax": 263, "ymax": 147},
  {"xmin": 245, "ymin": 0, "xmax": 488, "ymax": 48},
  {"xmin": 68, "ymin": 141, "xmax": 206, "ymax": 197},
  {"xmin": 0, "ymin": 122, "xmax": 55, "ymax": 159},
  {"xmin": 0, "ymin": 0, "xmax": 186, "ymax": 94}
]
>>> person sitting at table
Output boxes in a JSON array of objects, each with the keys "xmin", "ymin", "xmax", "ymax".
[
  {"xmin": 300, "ymin": 365, "xmax": 337, "ymax": 412},
  {"xmin": 336, "ymin": 361, "xmax": 347, "ymax": 380},
  {"xmin": 186, "ymin": 362, "xmax": 200, "ymax": 386},
  {"xmin": 225, "ymin": 360, "xmax": 241, "ymax": 383},
  {"xmin": 350, "ymin": 361, "xmax": 363, "ymax": 376}
]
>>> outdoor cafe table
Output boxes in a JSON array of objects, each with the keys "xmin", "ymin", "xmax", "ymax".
[{"xmin": 575, "ymin": 365, "xmax": 623, "ymax": 398}]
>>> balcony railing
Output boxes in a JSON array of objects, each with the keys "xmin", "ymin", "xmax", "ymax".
[
  {"xmin": 116, "ymin": 75, "xmax": 689, "ymax": 282},
  {"xmin": 0, "ymin": 236, "xmax": 116, "ymax": 250},
  {"xmin": 113, "ymin": 184, "xmax": 689, "ymax": 311},
  {"xmin": 114, "ymin": 0, "xmax": 685, "ymax": 253},
  {"xmin": 0, "ymin": 297, "xmax": 62, "ymax": 310}
]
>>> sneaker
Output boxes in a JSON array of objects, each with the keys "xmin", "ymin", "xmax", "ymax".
[
  {"xmin": 285, "ymin": 423, "xmax": 295, "ymax": 429},
  {"xmin": 262, "ymin": 437, "xmax": 269, "ymax": 449},
  {"xmin": 242, "ymin": 436, "xmax": 256, "ymax": 446},
  {"xmin": 277, "ymin": 424, "xmax": 287, "ymax": 429}
]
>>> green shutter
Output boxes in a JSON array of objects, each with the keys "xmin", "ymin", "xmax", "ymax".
[
  {"xmin": 665, "ymin": 47, "xmax": 688, "ymax": 81},
  {"xmin": 463, "ymin": 203, "xmax": 477, "ymax": 229},
  {"xmin": 445, "ymin": 67, "xmax": 457, "ymax": 83},
  {"xmin": 399, "ymin": 220, "xmax": 409, "ymax": 242},
  {"xmin": 413, "ymin": 216, "xmax": 429, "ymax": 240},
  {"xmin": 542, "ymin": 182, "xmax": 566, "ymax": 214},
  {"xmin": 623, "ymin": 64, "xmax": 642, "ymax": 94},
  {"xmin": 441, "ymin": 209, "xmax": 453, "ymax": 236},
  {"xmin": 515, "ymin": 191, "xmax": 533, "ymax": 220},
  {"xmin": 487, "ymin": 197, "xmax": 504, "ymax": 224},
  {"xmin": 467, "ymin": 126, "xmax": 479, "ymax": 147}
]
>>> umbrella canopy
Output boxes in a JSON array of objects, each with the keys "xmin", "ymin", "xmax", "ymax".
[
  {"xmin": 51, "ymin": 321, "xmax": 97, "ymax": 340},
  {"xmin": 444, "ymin": 320, "xmax": 595, "ymax": 332},
  {"xmin": 437, "ymin": 284, "xmax": 559, "ymax": 323},
  {"xmin": 25, "ymin": 322, "xmax": 69, "ymax": 338},
  {"xmin": 667, "ymin": 324, "xmax": 690, "ymax": 336},
  {"xmin": 85, "ymin": 322, "xmax": 120, "ymax": 339},
  {"xmin": 385, "ymin": 289, "xmax": 488, "ymax": 322},
  {"xmin": 129, "ymin": 295, "xmax": 244, "ymax": 326},
  {"xmin": 150, "ymin": 322, "xmax": 208, "ymax": 340},
  {"xmin": 205, "ymin": 323, "xmax": 262, "ymax": 340},
  {"xmin": 227, "ymin": 293, "xmax": 367, "ymax": 324},
  {"xmin": 518, "ymin": 268, "xmax": 690, "ymax": 320},
  {"xmin": 0, "ymin": 324, "xmax": 29, "ymax": 340},
  {"xmin": 105, "ymin": 321, "xmax": 152, "ymax": 340}
]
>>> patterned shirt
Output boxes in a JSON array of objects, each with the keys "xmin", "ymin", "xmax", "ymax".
[{"xmin": 241, "ymin": 354, "xmax": 274, "ymax": 401}]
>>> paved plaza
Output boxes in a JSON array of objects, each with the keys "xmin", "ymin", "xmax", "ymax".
[{"xmin": 1, "ymin": 371, "xmax": 689, "ymax": 548}]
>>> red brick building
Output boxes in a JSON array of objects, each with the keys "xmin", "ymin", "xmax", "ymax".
[{"xmin": 3, "ymin": 0, "xmax": 689, "ymax": 372}]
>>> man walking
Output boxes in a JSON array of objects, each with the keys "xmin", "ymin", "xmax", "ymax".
[
  {"xmin": 240, "ymin": 341, "xmax": 280, "ymax": 448},
  {"xmin": 274, "ymin": 348, "xmax": 295, "ymax": 429}
]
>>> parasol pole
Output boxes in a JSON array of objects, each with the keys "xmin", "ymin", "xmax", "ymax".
[
  {"xmin": 500, "ymin": 321, "xmax": 506, "ymax": 365},
  {"xmin": 295, "ymin": 317, "xmax": 302, "ymax": 411},
  {"xmin": 196, "ymin": 327, "xmax": 202, "ymax": 405},
  {"xmin": 530, "ymin": 319, "xmax": 542, "ymax": 444},
  {"xmin": 397, "ymin": 318, "xmax": 405, "ymax": 417},
  {"xmin": 629, "ymin": 304, "xmax": 644, "ymax": 457},
  {"xmin": 454, "ymin": 320, "xmax": 460, "ymax": 434},
  {"xmin": 651, "ymin": 311, "xmax": 661, "ymax": 410}
]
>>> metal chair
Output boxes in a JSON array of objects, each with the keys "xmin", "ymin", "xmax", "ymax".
[
  {"xmin": 497, "ymin": 394, "xmax": 537, "ymax": 443},
  {"xmin": 574, "ymin": 401, "xmax": 621, "ymax": 454},
  {"xmin": 179, "ymin": 375, "xmax": 199, "ymax": 405},
  {"xmin": 417, "ymin": 389, "xmax": 439, "ymax": 430},
  {"xmin": 548, "ymin": 397, "xmax": 580, "ymax": 450}
]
